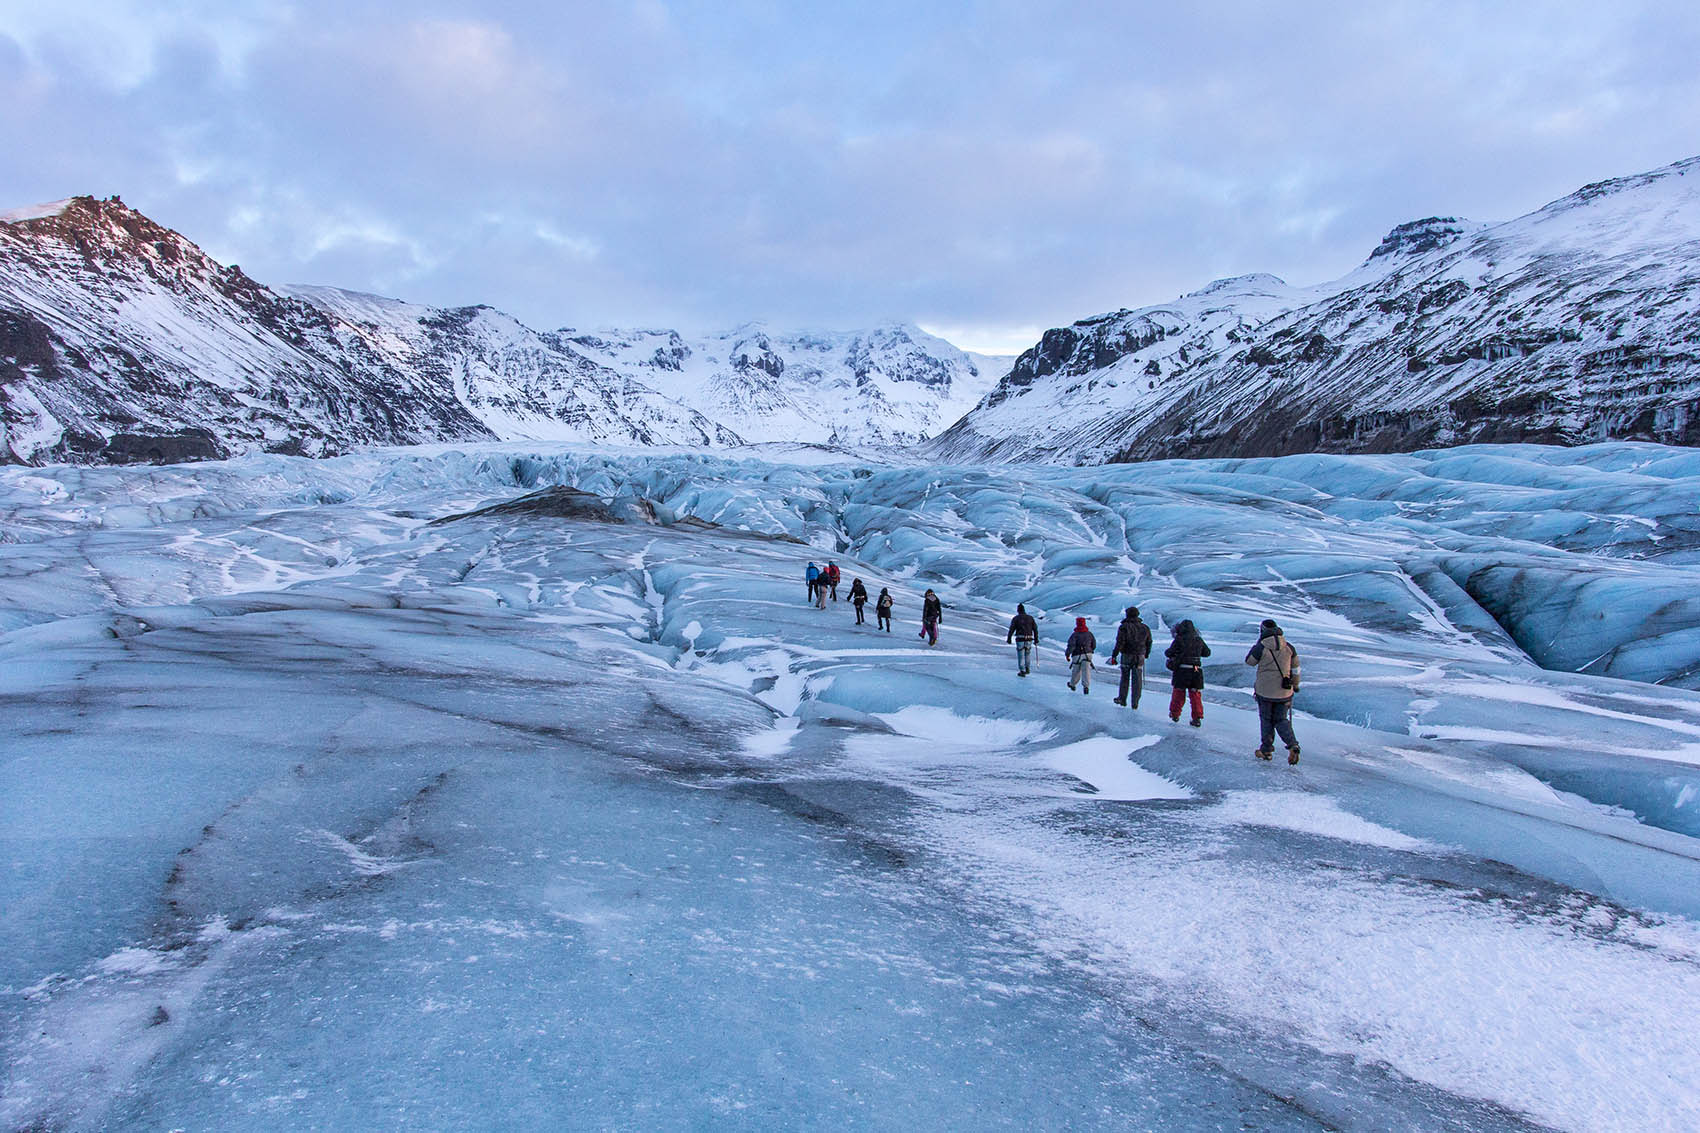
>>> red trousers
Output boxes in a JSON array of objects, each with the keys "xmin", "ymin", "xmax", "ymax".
[{"xmin": 1169, "ymin": 688, "xmax": 1203, "ymax": 722}]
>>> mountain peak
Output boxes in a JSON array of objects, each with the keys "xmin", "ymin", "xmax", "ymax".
[{"xmin": 1367, "ymin": 217, "xmax": 1477, "ymax": 262}]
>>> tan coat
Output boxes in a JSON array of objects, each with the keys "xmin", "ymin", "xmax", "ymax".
[{"xmin": 1248, "ymin": 633, "xmax": 1300, "ymax": 700}]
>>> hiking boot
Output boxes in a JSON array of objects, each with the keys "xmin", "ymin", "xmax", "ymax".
[
  {"xmin": 1169, "ymin": 715, "xmax": 1180, "ymax": 723},
  {"xmin": 1189, "ymin": 719, "xmax": 1202, "ymax": 728},
  {"xmin": 1255, "ymin": 749, "xmax": 1273, "ymax": 761},
  {"xmin": 1112, "ymin": 698, "xmax": 1126, "ymax": 706},
  {"xmin": 1287, "ymin": 748, "xmax": 1301, "ymax": 765}
]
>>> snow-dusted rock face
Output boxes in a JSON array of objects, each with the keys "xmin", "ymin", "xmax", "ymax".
[
  {"xmin": 562, "ymin": 322, "xmax": 1009, "ymax": 447},
  {"xmin": 0, "ymin": 197, "xmax": 737, "ymax": 465},
  {"xmin": 0, "ymin": 196, "xmax": 999, "ymax": 465},
  {"xmin": 934, "ymin": 155, "xmax": 1700, "ymax": 464}
]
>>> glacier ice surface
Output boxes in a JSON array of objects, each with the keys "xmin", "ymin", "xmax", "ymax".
[{"xmin": 5, "ymin": 441, "xmax": 1700, "ymax": 1130}]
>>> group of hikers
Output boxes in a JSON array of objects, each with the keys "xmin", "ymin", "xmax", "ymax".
[
  {"xmin": 806, "ymin": 561, "xmax": 894, "ymax": 631},
  {"xmin": 805, "ymin": 561, "xmax": 1303, "ymax": 765}
]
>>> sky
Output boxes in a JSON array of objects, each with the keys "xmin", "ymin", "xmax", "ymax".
[{"xmin": 2, "ymin": 2, "xmax": 1699, "ymax": 354}]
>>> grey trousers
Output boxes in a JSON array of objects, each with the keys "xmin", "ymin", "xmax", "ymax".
[{"xmin": 1117, "ymin": 662, "xmax": 1144, "ymax": 706}]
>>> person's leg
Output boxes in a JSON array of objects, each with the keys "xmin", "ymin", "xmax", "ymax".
[
  {"xmin": 1189, "ymin": 689, "xmax": 1204, "ymax": 723},
  {"xmin": 1131, "ymin": 662, "xmax": 1144, "ymax": 708},
  {"xmin": 1082, "ymin": 662, "xmax": 1091, "ymax": 693},
  {"xmin": 1168, "ymin": 687, "xmax": 1184, "ymax": 720},
  {"xmin": 1068, "ymin": 657, "xmax": 1078, "ymax": 689},
  {"xmin": 1256, "ymin": 698, "xmax": 1275, "ymax": 753},
  {"xmin": 1117, "ymin": 664, "xmax": 1132, "ymax": 704},
  {"xmin": 1274, "ymin": 700, "xmax": 1298, "ymax": 750}
]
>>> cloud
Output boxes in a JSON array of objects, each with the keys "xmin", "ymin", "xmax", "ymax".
[{"xmin": 1, "ymin": 0, "xmax": 1699, "ymax": 345}]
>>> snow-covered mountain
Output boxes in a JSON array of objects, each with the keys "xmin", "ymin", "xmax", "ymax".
[
  {"xmin": 932, "ymin": 156, "xmax": 1700, "ymax": 464},
  {"xmin": 559, "ymin": 323, "xmax": 1008, "ymax": 447},
  {"xmin": 0, "ymin": 197, "xmax": 1001, "ymax": 465},
  {"xmin": 0, "ymin": 195, "xmax": 739, "ymax": 464}
]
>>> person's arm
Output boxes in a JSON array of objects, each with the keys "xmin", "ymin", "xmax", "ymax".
[
  {"xmin": 1200, "ymin": 641, "xmax": 1212, "ymax": 658},
  {"xmin": 1289, "ymin": 645, "xmax": 1301, "ymax": 691},
  {"xmin": 1246, "ymin": 642, "xmax": 1263, "ymax": 665}
]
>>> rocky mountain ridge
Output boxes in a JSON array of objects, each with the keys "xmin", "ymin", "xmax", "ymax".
[
  {"xmin": 931, "ymin": 155, "xmax": 1700, "ymax": 464},
  {"xmin": 0, "ymin": 197, "xmax": 1002, "ymax": 465}
]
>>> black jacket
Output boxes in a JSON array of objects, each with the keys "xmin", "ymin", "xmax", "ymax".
[
  {"xmin": 1110, "ymin": 616, "xmax": 1151, "ymax": 665},
  {"xmin": 922, "ymin": 594, "xmax": 943, "ymax": 623},
  {"xmin": 1065, "ymin": 629, "xmax": 1096, "ymax": 659},
  {"xmin": 1165, "ymin": 623, "xmax": 1211, "ymax": 689},
  {"xmin": 849, "ymin": 580, "xmax": 868, "ymax": 604},
  {"xmin": 876, "ymin": 592, "xmax": 893, "ymax": 613},
  {"xmin": 1006, "ymin": 612, "xmax": 1038, "ymax": 643}
]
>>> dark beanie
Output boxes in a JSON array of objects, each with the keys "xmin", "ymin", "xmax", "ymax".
[
  {"xmin": 1126, "ymin": 606, "xmax": 1139, "ymax": 618},
  {"xmin": 1017, "ymin": 603, "xmax": 1025, "ymax": 613},
  {"xmin": 1261, "ymin": 619, "xmax": 1279, "ymax": 631}
]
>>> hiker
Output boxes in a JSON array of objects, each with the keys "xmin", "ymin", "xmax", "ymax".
[
  {"xmin": 1108, "ymin": 606, "xmax": 1152, "ymax": 709},
  {"xmin": 919, "ymin": 589, "xmax": 942, "ymax": 646},
  {"xmin": 849, "ymin": 577, "xmax": 869, "ymax": 624},
  {"xmin": 825, "ymin": 562, "xmax": 841, "ymax": 601},
  {"xmin": 876, "ymin": 588, "xmax": 893, "ymax": 632},
  {"xmin": 1246, "ymin": 619, "xmax": 1302, "ymax": 764},
  {"xmin": 1165, "ymin": 619, "xmax": 1211, "ymax": 726},
  {"xmin": 1006, "ymin": 603, "xmax": 1039, "ymax": 677},
  {"xmin": 814, "ymin": 574, "xmax": 828, "ymax": 609},
  {"xmin": 1065, "ymin": 617, "xmax": 1096, "ymax": 694},
  {"xmin": 805, "ymin": 562, "xmax": 821, "ymax": 603}
]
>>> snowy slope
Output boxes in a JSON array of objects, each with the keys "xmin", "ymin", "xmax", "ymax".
[
  {"xmin": 934, "ymin": 156, "xmax": 1700, "ymax": 463},
  {"xmin": 6, "ymin": 442, "xmax": 1700, "ymax": 1129},
  {"xmin": 0, "ymin": 197, "xmax": 738, "ymax": 464},
  {"xmin": 288, "ymin": 286, "xmax": 743, "ymax": 449},
  {"xmin": 561, "ymin": 322, "xmax": 1009, "ymax": 446}
]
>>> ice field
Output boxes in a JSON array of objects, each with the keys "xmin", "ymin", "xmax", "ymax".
[{"xmin": 5, "ymin": 441, "xmax": 1700, "ymax": 1130}]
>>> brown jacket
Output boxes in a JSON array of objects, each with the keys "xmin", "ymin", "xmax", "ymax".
[{"xmin": 1246, "ymin": 631, "xmax": 1300, "ymax": 700}]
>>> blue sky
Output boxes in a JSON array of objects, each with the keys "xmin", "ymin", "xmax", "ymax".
[{"xmin": 3, "ymin": 1, "xmax": 1698, "ymax": 352}]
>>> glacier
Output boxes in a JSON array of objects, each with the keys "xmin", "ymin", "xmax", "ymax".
[{"xmin": 5, "ymin": 441, "xmax": 1700, "ymax": 1130}]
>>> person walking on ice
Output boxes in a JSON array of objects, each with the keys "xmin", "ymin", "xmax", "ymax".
[
  {"xmin": 805, "ymin": 562, "xmax": 820, "ymax": 604},
  {"xmin": 849, "ymin": 577, "xmax": 868, "ymax": 625},
  {"xmin": 1246, "ymin": 618, "xmax": 1302, "ymax": 763},
  {"xmin": 1065, "ymin": 617, "xmax": 1096, "ymax": 694},
  {"xmin": 920, "ymin": 589, "xmax": 943, "ymax": 646},
  {"xmin": 1165, "ymin": 620, "xmax": 1210, "ymax": 726},
  {"xmin": 814, "ymin": 572, "xmax": 828, "ymax": 609},
  {"xmin": 1108, "ymin": 606, "xmax": 1151, "ymax": 708},
  {"xmin": 876, "ymin": 588, "xmax": 893, "ymax": 632},
  {"xmin": 825, "ymin": 562, "xmax": 841, "ymax": 601},
  {"xmin": 1006, "ymin": 603, "xmax": 1039, "ymax": 677}
]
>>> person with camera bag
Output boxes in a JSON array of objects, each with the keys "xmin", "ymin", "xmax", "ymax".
[{"xmin": 1246, "ymin": 618, "xmax": 1302, "ymax": 764}]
